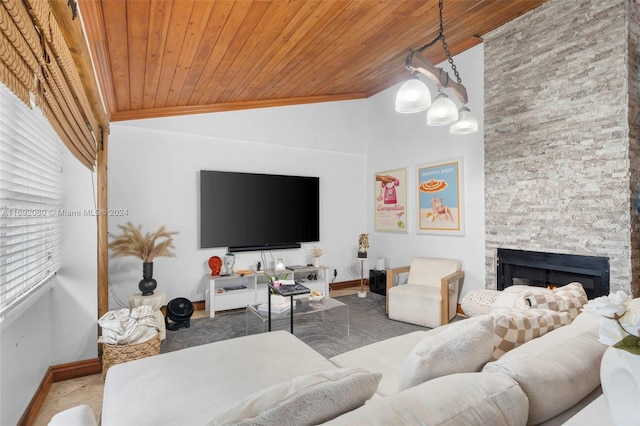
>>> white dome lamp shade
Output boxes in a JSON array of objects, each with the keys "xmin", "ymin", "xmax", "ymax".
[
  {"xmin": 427, "ymin": 92, "xmax": 458, "ymax": 125},
  {"xmin": 395, "ymin": 76, "xmax": 431, "ymax": 113},
  {"xmin": 450, "ymin": 106, "xmax": 478, "ymax": 134}
]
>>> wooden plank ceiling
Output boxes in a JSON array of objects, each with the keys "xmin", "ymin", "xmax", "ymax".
[{"xmin": 78, "ymin": 0, "xmax": 547, "ymax": 122}]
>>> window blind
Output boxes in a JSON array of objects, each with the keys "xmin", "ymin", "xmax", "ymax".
[{"xmin": 0, "ymin": 83, "xmax": 63, "ymax": 316}]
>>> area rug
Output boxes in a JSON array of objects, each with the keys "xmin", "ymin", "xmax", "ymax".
[{"xmin": 160, "ymin": 292, "xmax": 428, "ymax": 358}]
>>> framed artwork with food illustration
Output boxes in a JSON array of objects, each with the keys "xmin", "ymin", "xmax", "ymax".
[
  {"xmin": 374, "ymin": 168, "xmax": 408, "ymax": 233},
  {"xmin": 417, "ymin": 158, "xmax": 464, "ymax": 236}
]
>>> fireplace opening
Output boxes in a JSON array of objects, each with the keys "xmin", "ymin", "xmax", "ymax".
[{"xmin": 497, "ymin": 249, "xmax": 610, "ymax": 299}]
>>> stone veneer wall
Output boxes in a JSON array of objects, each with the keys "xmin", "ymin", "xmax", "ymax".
[
  {"xmin": 629, "ymin": 0, "xmax": 640, "ymax": 297},
  {"xmin": 484, "ymin": 0, "xmax": 640, "ymax": 296}
]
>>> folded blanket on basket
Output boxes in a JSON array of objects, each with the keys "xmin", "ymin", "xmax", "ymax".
[{"xmin": 98, "ymin": 305, "xmax": 159, "ymax": 345}]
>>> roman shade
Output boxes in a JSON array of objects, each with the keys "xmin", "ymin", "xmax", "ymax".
[{"xmin": 0, "ymin": 0, "xmax": 102, "ymax": 169}]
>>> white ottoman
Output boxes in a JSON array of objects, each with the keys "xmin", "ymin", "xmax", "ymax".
[{"xmin": 460, "ymin": 289, "xmax": 500, "ymax": 317}]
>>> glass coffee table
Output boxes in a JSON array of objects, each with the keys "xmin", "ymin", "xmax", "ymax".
[{"xmin": 246, "ymin": 296, "xmax": 349, "ymax": 337}]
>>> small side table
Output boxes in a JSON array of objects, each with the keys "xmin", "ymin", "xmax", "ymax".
[
  {"xmin": 369, "ymin": 269, "xmax": 387, "ymax": 296},
  {"xmin": 128, "ymin": 291, "xmax": 166, "ymax": 340},
  {"xmin": 267, "ymin": 283, "xmax": 310, "ymax": 333}
]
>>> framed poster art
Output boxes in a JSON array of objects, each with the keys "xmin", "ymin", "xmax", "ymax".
[
  {"xmin": 417, "ymin": 158, "xmax": 464, "ymax": 236},
  {"xmin": 374, "ymin": 168, "xmax": 408, "ymax": 233}
]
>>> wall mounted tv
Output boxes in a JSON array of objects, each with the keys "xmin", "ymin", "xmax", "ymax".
[{"xmin": 200, "ymin": 170, "xmax": 320, "ymax": 252}]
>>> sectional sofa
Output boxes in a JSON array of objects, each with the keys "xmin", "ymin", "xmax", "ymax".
[{"xmin": 101, "ymin": 300, "xmax": 606, "ymax": 425}]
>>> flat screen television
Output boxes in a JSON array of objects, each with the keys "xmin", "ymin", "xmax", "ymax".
[{"xmin": 200, "ymin": 170, "xmax": 320, "ymax": 252}]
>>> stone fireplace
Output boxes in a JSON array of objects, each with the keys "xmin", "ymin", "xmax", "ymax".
[
  {"xmin": 497, "ymin": 249, "xmax": 610, "ymax": 299},
  {"xmin": 483, "ymin": 0, "xmax": 640, "ymax": 297}
]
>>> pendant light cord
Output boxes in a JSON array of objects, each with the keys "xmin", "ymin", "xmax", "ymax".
[{"xmin": 415, "ymin": 0, "xmax": 462, "ymax": 84}]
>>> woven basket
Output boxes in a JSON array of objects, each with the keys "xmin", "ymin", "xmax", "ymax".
[{"xmin": 101, "ymin": 332, "xmax": 161, "ymax": 379}]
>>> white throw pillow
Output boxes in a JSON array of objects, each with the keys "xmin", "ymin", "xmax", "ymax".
[
  {"xmin": 325, "ymin": 373, "xmax": 529, "ymax": 426},
  {"xmin": 491, "ymin": 285, "xmax": 553, "ymax": 311},
  {"xmin": 207, "ymin": 368, "xmax": 381, "ymax": 426},
  {"xmin": 397, "ymin": 315, "xmax": 494, "ymax": 391}
]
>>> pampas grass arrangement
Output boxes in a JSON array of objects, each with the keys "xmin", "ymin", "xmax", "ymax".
[{"xmin": 109, "ymin": 222, "xmax": 177, "ymax": 262}]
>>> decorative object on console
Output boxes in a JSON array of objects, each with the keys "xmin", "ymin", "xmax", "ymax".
[
  {"xmin": 208, "ymin": 256, "xmax": 222, "ymax": 276},
  {"xmin": 582, "ymin": 291, "xmax": 640, "ymax": 425},
  {"xmin": 260, "ymin": 252, "xmax": 290, "ymax": 289},
  {"xmin": 311, "ymin": 246, "xmax": 323, "ymax": 267},
  {"xmin": 394, "ymin": 0, "xmax": 478, "ymax": 135},
  {"xmin": 223, "ymin": 252, "xmax": 235, "ymax": 275},
  {"xmin": 108, "ymin": 222, "xmax": 177, "ymax": 295}
]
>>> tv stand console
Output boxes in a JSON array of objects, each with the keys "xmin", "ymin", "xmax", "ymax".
[{"xmin": 204, "ymin": 266, "xmax": 329, "ymax": 318}]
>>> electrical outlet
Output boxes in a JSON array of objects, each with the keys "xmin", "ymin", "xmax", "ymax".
[{"xmin": 333, "ymin": 269, "xmax": 337, "ymax": 278}]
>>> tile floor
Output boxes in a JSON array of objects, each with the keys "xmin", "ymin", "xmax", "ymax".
[{"xmin": 33, "ymin": 286, "xmax": 363, "ymax": 425}]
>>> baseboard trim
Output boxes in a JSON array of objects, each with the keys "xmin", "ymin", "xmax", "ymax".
[
  {"xmin": 19, "ymin": 358, "xmax": 101, "ymax": 426},
  {"xmin": 18, "ymin": 367, "xmax": 53, "ymax": 426},
  {"xmin": 329, "ymin": 279, "xmax": 366, "ymax": 290},
  {"xmin": 52, "ymin": 358, "xmax": 102, "ymax": 382}
]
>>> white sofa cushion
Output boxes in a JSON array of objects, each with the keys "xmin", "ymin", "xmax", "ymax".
[
  {"xmin": 483, "ymin": 312, "xmax": 606, "ymax": 425},
  {"xmin": 491, "ymin": 308, "xmax": 572, "ymax": 360},
  {"xmin": 330, "ymin": 330, "xmax": 431, "ymax": 396},
  {"xmin": 207, "ymin": 368, "xmax": 381, "ymax": 425},
  {"xmin": 398, "ymin": 315, "xmax": 494, "ymax": 391},
  {"xmin": 407, "ymin": 257, "xmax": 461, "ymax": 287},
  {"xmin": 323, "ymin": 372, "xmax": 529, "ymax": 426},
  {"xmin": 101, "ymin": 331, "xmax": 337, "ymax": 426},
  {"xmin": 388, "ymin": 284, "xmax": 444, "ymax": 327}
]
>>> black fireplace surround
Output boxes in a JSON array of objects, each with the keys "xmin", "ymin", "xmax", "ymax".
[{"xmin": 497, "ymin": 249, "xmax": 610, "ymax": 299}]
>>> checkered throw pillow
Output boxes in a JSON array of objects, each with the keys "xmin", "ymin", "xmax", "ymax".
[
  {"xmin": 491, "ymin": 308, "xmax": 572, "ymax": 360},
  {"xmin": 523, "ymin": 282, "xmax": 588, "ymax": 320}
]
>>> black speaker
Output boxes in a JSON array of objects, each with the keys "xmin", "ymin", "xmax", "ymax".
[{"xmin": 165, "ymin": 297, "xmax": 194, "ymax": 331}]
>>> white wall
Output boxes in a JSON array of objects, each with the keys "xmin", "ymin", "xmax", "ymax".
[
  {"xmin": 52, "ymin": 150, "xmax": 98, "ymax": 363},
  {"xmin": 108, "ymin": 100, "xmax": 369, "ymax": 307},
  {"xmin": 0, "ymin": 148, "xmax": 97, "ymax": 425},
  {"xmin": 365, "ymin": 45, "xmax": 486, "ymax": 297}
]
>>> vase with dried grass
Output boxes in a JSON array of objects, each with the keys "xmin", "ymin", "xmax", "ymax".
[{"xmin": 109, "ymin": 222, "xmax": 177, "ymax": 295}]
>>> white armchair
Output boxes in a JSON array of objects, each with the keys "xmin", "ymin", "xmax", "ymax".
[{"xmin": 385, "ymin": 257, "xmax": 464, "ymax": 328}]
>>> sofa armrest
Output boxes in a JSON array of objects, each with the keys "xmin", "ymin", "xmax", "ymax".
[
  {"xmin": 441, "ymin": 270, "xmax": 464, "ymax": 325},
  {"xmin": 385, "ymin": 266, "xmax": 410, "ymax": 313}
]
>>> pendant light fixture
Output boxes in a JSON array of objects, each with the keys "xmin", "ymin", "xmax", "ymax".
[
  {"xmin": 395, "ymin": 51, "xmax": 431, "ymax": 113},
  {"xmin": 427, "ymin": 92, "xmax": 458, "ymax": 125},
  {"xmin": 395, "ymin": 0, "xmax": 477, "ymax": 135},
  {"xmin": 449, "ymin": 106, "xmax": 478, "ymax": 134},
  {"xmin": 395, "ymin": 75, "xmax": 431, "ymax": 113}
]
